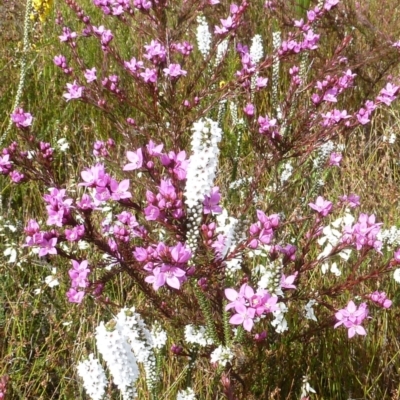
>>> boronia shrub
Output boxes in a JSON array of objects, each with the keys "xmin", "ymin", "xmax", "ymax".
[{"xmin": 4, "ymin": 0, "xmax": 400, "ymax": 398}]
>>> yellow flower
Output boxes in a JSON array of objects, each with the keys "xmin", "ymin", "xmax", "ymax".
[{"xmin": 31, "ymin": 0, "xmax": 53, "ymax": 22}]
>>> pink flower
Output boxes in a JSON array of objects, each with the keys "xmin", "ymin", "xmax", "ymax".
[
  {"xmin": 76, "ymin": 194, "xmax": 95, "ymax": 210},
  {"xmin": 63, "ymin": 81, "xmax": 84, "ymax": 101},
  {"xmin": 308, "ymin": 196, "xmax": 333, "ymax": 217},
  {"xmin": 94, "ymin": 187, "xmax": 111, "ymax": 202},
  {"xmin": 10, "ymin": 170, "xmax": 24, "ymax": 183},
  {"xmin": 69, "ymin": 260, "xmax": 90, "ymax": 288},
  {"xmin": 124, "ymin": 57, "xmax": 144, "ymax": 74},
  {"xmin": 144, "ymin": 40, "xmax": 166, "ymax": 64},
  {"xmin": 133, "ymin": 0, "xmax": 152, "ymax": 10},
  {"xmin": 261, "ymin": 293, "xmax": 279, "ymax": 313},
  {"xmin": 133, "ymin": 247, "xmax": 149, "ymax": 262},
  {"xmin": 0, "ymin": 155, "xmax": 12, "ymax": 174},
  {"xmin": 144, "ymin": 205, "xmax": 160, "ymax": 221},
  {"xmin": 79, "ymin": 164, "xmax": 110, "ymax": 188},
  {"xmin": 394, "ymin": 248, "xmax": 400, "ymax": 263},
  {"xmin": 170, "ymin": 242, "xmax": 192, "ymax": 263},
  {"xmin": 65, "ymin": 225, "xmax": 85, "ymax": 242},
  {"xmin": 342, "ymin": 213, "xmax": 382, "ymax": 252},
  {"xmin": 173, "ymin": 41, "xmax": 193, "ymax": 56},
  {"xmin": 93, "ymin": 25, "xmax": 113, "ymax": 46},
  {"xmin": 163, "ymin": 64, "xmax": 187, "ymax": 79},
  {"xmin": 368, "ymin": 291, "xmax": 392, "ymax": 309},
  {"xmin": 321, "ymin": 109, "xmax": 350, "ymax": 126},
  {"xmin": 203, "ymin": 187, "xmax": 222, "ymax": 215},
  {"xmin": 66, "ymin": 288, "xmax": 85, "ymax": 304},
  {"xmin": 124, "ymin": 148, "xmax": 143, "ymax": 171},
  {"xmin": 258, "ymin": 115, "xmax": 278, "ymax": 135},
  {"xmin": 324, "ymin": 0, "xmax": 339, "ymax": 11},
  {"xmin": 340, "ymin": 193, "xmax": 360, "ymax": 208},
  {"xmin": 225, "ymin": 284, "xmax": 279, "ymax": 330},
  {"xmin": 84, "ymin": 67, "xmax": 97, "ymax": 82},
  {"xmin": 329, "ymin": 152, "xmax": 342, "ymax": 166},
  {"xmin": 11, "ymin": 108, "xmax": 33, "ymax": 128},
  {"xmin": 281, "ymin": 272, "xmax": 298, "ymax": 289},
  {"xmin": 376, "ymin": 83, "xmax": 399, "ymax": 106},
  {"xmin": 160, "ymin": 151, "xmax": 188, "ymax": 180},
  {"xmin": 256, "ymin": 76, "xmax": 268, "ymax": 89},
  {"xmin": 355, "ymin": 107, "xmax": 371, "ymax": 125},
  {"xmin": 146, "ymin": 140, "xmax": 163, "ymax": 156},
  {"xmin": 38, "ymin": 237, "xmax": 58, "ymax": 257},
  {"xmin": 59, "ymin": 27, "xmax": 77, "ymax": 42},
  {"xmin": 110, "ymin": 178, "xmax": 131, "ymax": 200},
  {"xmin": 145, "ymin": 265, "xmax": 186, "ymax": 290},
  {"xmin": 140, "ymin": 68, "xmax": 157, "ymax": 83},
  {"xmin": 254, "ymin": 331, "xmax": 267, "ymax": 342},
  {"xmin": 229, "ymin": 303, "xmax": 256, "ymax": 332},
  {"xmin": 323, "ymin": 88, "xmax": 338, "ymax": 103},
  {"xmin": 24, "ymin": 219, "xmax": 40, "ymax": 236},
  {"xmin": 225, "ymin": 283, "xmax": 254, "ymax": 311},
  {"xmin": 243, "ymin": 103, "xmax": 255, "ymax": 116},
  {"xmin": 54, "ymin": 55, "xmax": 67, "ymax": 67},
  {"xmin": 334, "ymin": 301, "xmax": 368, "ymax": 338}
]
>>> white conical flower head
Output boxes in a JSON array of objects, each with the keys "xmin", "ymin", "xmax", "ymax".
[
  {"xmin": 196, "ymin": 16, "xmax": 212, "ymax": 59},
  {"xmin": 250, "ymin": 34, "xmax": 264, "ymax": 64},
  {"xmin": 184, "ymin": 118, "xmax": 223, "ymax": 210},
  {"xmin": 77, "ymin": 354, "xmax": 108, "ymax": 400},
  {"xmin": 95, "ymin": 322, "xmax": 139, "ymax": 399}
]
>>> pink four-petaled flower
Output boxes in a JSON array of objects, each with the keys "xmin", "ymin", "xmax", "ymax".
[
  {"xmin": 334, "ymin": 300, "xmax": 368, "ymax": 338},
  {"xmin": 308, "ymin": 196, "xmax": 333, "ymax": 217}
]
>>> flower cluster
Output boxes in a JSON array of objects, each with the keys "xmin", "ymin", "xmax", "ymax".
[
  {"xmin": 24, "ymin": 219, "xmax": 58, "ymax": 257},
  {"xmin": 214, "ymin": 3, "xmax": 246, "ymax": 35},
  {"xmin": 225, "ymin": 283, "xmax": 280, "ymax": 331},
  {"xmin": 145, "ymin": 179, "xmax": 184, "ymax": 222},
  {"xmin": 184, "ymin": 325, "xmax": 214, "ymax": 347},
  {"xmin": 367, "ymin": 291, "xmax": 392, "ymax": 309},
  {"xmin": 342, "ymin": 213, "xmax": 382, "ymax": 252},
  {"xmin": 67, "ymin": 260, "xmax": 90, "ymax": 304},
  {"xmin": 89, "ymin": 307, "xmax": 162, "ymax": 399},
  {"xmin": 134, "ymin": 242, "xmax": 192, "ymax": 290},
  {"xmin": 248, "ymin": 210, "xmax": 280, "ymax": 249},
  {"xmin": 95, "ymin": 321, "xmax": 140, "ymax": 399}
]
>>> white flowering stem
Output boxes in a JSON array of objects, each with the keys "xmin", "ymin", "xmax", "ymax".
[
  {"xmin": 272, "ymin": 27, "xmax": 281, "ymax": 119},
  {"xmin": 217, "ymin": 99, "xmax": 227, "ymax": 126},
  {"xmin": 77, "ymin": 354, "xmax": 108, "ymax": 400},
  {"xmin": 1, "ymin": 0, "xmax": 32, "ymax": 146},
  {"xmin": 230, "ymin": 124, "xmax": 244, "ymax": 187}
]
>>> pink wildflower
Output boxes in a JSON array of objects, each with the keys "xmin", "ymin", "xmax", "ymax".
[
  {"xmin": 308, "ymin": 196, "xmax": 333, "ymax": 217},
  {"xmin": 63, "ymin": 81, "xmax": 84, "ymax": 101},
  {"xmin": 334, "ymin": 300, "xmax": 368, "ymax": 338}
]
